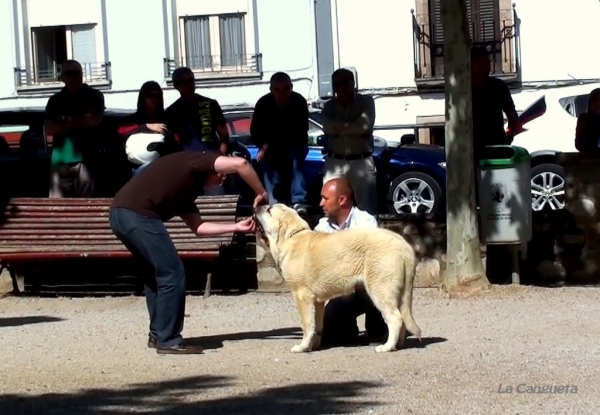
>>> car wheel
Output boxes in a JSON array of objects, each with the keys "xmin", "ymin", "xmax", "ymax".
[
  {"xmin": 531, "ymin": 163, "xmax": 565, "ymax": 211},
  {"xmin": 387, "ymin": 172, "xmax": 442, "ymax": 215}
]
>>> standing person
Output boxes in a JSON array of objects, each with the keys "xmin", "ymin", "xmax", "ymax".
[
  {"xmin": 109, "ymin": 150, "xmax": 268, "ymax": 354},
  {"xmin": 250, "ymin": 72, "xmax": 310, "ymax": 214},
  {"xmin": 166, "ymin": 67, "xmax": 230, "ymax": 195},
  {"xmin": 321, "ymin": 68, "xmax": 378, "ymax": 215},
  {"xmin": 575, "ymin": 88, "xmax": 600, "ymax": 154},
  {"xmin": 118, "ymin": 81, "xmax": 182, "ymax": 176},
  {"xmin": 44, "ymin": 59, "xmax": 105, "ymax": 198},
  {"xmin": 471, "ymin": 46, "xmax": 519, "ymax": 161},
  {"xmin": 313, "ymin": 178, "xmax": 388, "ymax": 347}
]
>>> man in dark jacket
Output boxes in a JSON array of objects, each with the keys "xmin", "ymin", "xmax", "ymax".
[{"xmin": 250, "ymin": 72, "xmax": 310, "ymax": 214}]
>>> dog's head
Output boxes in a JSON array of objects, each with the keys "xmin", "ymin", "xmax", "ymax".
[{"xmin": 254, "ymin": 204, "xmax": 310, "ymax": 253}]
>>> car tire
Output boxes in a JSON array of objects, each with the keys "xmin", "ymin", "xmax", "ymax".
[
  {"xmin": 530, "ymin": 163, "xmax": 565, "ymax": 212},
  {"xmin": 386, "ymin": 171, "xmax": 443, "ymax": 215}
]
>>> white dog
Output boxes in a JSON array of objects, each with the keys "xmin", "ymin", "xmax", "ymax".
[{"xmin": 254, "ymin": 203, "xmax": 421, "ymax": 353}]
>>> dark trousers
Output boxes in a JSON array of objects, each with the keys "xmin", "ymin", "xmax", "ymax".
[
  {"xmin": 109, "ymin": 208, "xmax": 186, "ymax": 347},
  {"xmin": 262, "ymin": 145, "xmax": 308, "ymax": 205},
  {"xmin": 49, "ymin": 162, "xmax": 95, "ymax": 198},
  {"xmin": 321, "ymin": 288, "xmax": 388, "ymax": 347}
]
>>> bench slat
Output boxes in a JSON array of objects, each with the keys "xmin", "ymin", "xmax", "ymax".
[
  {"xmin": 0, "ymin": 241, "xmax": 224, "ymax": 253},
  {"xmin": 0, "ymin": 250, "xmax": 222, "ymax": 260},
  {"xmin": 4, "ymin": 195, "xmax": 240, "ymax": 206}
]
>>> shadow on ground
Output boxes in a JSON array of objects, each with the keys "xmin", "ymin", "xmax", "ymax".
[
  {"xmin": 0, "ymin": 315, "xmax": 65, "ymax": 328},
  {"xmin": 186, "ymin": 326, "xmax": 447, "ymax": 352},
  {"xmin": 0, "ymin": 375, "xmax": 382, "ymax": 415},
  {"xmin": 186, "ymin": 326, "xmax": 302, "ymax": 350}
]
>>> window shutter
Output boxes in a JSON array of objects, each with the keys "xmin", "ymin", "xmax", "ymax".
[
  {"xmin": 71, "ymin": 24, "xmax": 97, "ymax": 65},
  {"xmin": 430, "ymin": 0, "xmax": 475, "ymax": 43},
  {"xmin": 472, "ymin": 0, "xmax": 498, "ymax": 42}
]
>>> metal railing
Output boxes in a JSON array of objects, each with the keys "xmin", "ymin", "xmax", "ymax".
[
  {"xmin": 164, "ymin": 54, "xmax": 263, "ymax": 79},
  {"xmin": 411, "ymin": 6, "xmax": 521, "ymax": 82},
  {"xmin": 14, "ymin": 62, "xmax": 112, "ymax": 88}
]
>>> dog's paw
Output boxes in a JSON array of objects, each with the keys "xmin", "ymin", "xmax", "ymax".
[
  {"xmin": 291, "ymin": 344, "xmax": 311, "ymax": 353},
  {"xmin": 375, "ymin": 344, "xmax": 396, "ymax": 353}
]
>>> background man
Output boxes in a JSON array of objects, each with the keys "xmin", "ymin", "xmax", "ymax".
[
  {"xmin": 110, "ymin": 150, "xmax": 268, "ymax": 355},
  {"xmin": 471, "ymin": 46, "xmax": 519, "ymax": 161},
  {"xmin": 166, "ymin": 67, "xmax": 230, "ymax": 195},
  {"xmin": 321, "ymin": 69, "xmax": 378, "ymax": 215},
  {"xmin": 314, "ymin": 178, "xmax": 388, "ymax": 347},
  {"xmin": 250, "ymin": 72, "xmax": 310, "ymax": 214},
  {"xmin": 44, "ymin": 59, "xmax": 105, "ymax": 198}
]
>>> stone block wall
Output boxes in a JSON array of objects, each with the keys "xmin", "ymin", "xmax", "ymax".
[{"xmin": 555, "ymin": 152, "xmax": 600, "ymax": 284}]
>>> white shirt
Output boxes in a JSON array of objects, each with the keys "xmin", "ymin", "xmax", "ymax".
[{"xmin": 314, "ymin": 206, "xmax": 378, "ymax": 233}]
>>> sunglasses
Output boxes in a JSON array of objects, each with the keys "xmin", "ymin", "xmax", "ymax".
[
  {"xmin": 63, "ymin": 70, "xmax": 81, "ymax": 77},
  {"xmin": 146, "ymin": 92, "xmax": 162, "ymax": 99},
  {"xmin": 333, "ymin": 80, "xmax": 351, "ymax": 88},
  {"xmin": 175, "ymin": 77, "xmax": 195, "ymax": 85}
]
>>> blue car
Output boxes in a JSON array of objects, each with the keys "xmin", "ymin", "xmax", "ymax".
[{"xmin": 223, "ymin": 106, "xmax": 447, "ymax": 215}]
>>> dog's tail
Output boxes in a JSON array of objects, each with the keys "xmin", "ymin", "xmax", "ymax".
[{"xmin": 400, "ymin": 252, "xmax": 422, "ymax": 341}]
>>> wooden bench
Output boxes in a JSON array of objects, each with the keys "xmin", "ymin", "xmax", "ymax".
[{"xmin": 0, "ymin": 195, "xmax": 243, "ymax": 297}]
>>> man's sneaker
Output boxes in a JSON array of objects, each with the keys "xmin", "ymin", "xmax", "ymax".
[{"xmin": 293, "ymin": 203, "xmax": 308, "ymax": 215}]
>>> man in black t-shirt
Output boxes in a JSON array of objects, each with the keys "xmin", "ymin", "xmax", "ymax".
[
  {"xmin": 166, "ymin": 67, "xmax": 230, "ymax": 195},
  {"xmin": 470, "ymin": 46, "xmax": 519, "ymax": 161},
  {"xmin": 110, "ymin": 150, "xmax": 268, "ymax": 354},
  {"xmin": 166, "ymin": 67, "xmax": 229, "ymax": 154}
]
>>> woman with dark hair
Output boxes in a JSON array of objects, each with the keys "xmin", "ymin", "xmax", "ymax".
[
  {"xmin": 575, "ymin": 88, "xmax": 600, "ymax": 154},
  {"xmin": 118, "ymin": 81, "xmax": 181, "ymax": 176}
]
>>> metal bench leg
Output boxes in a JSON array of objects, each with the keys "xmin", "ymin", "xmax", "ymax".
[
  {"xmin": 203, "ymin": 272, "xmax": 212, "ymax": 299},
  {"xmin": 9, "ymin": 265, "xmax": 25, "ymax": 294}
]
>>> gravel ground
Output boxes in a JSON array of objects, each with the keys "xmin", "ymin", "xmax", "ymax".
[{"xmin": 0, "ymin": 286, "xmax": 599, "ymax": 415}]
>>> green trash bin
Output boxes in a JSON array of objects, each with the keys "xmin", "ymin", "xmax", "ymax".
[{"xmin": 476, "ymin": 145, "xmax": 532, "ymax": 245}]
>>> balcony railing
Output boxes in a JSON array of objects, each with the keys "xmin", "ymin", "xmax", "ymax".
[
  {"xmin": 164, "ymin": 53, "xmax": 263, "ymax": 81},
  {"xmin": 14, "ymin": 62, "xmax": 112, "ymax": 91},
  {"xmin": 411, "ymin": 5, "xmax": 521, "ymax": 89}
]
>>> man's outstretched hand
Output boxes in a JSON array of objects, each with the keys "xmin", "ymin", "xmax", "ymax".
[
  {"xmin": 253, "ymin": 192, "xmax": 269, "ymax": 210},
  {"xmin": 235, "ymin": 217, "xmax": 256, "ymax": 233}
]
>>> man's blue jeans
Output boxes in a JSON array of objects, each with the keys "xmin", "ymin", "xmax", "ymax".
[
  {"xmin": 109, "ymin": 208, "xmax": 186, "ymax": 347},
  {"xmin": 263, "ymin": 146, "xmax": 308, "ymax": 205}
]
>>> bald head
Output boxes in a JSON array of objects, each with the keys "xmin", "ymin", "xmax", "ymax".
[
  {"xmin": 323, "ymin": 178, "xmax": 354, "ymax": 202},
  {"xmin": 320, "ymin": 178, "xmax": 355, "ymax": 221}
]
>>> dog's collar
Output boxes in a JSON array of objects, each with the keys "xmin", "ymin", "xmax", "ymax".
[{"xmin": 288, "ymin": 228, "xmax": 309, "ymax": 239}]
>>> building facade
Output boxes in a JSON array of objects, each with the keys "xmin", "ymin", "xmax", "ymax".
[{"xmin": 1, "ymin": 0, "xmax": 599, "ymax": 144}]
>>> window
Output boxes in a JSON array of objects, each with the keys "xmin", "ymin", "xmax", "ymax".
[
  {"xmin": 429, "ymin": 0, "xmax": 500, "ymax": 45},
  {"xmin": 182, "ymin": 16, "xmax": 212, "ymax": 69},
  {"xmin": 219, "ymin": 14, "xmax": 246, "ymax": 67},
  {"xmin": 24, "ymin": 24, "xmax": 108, "ymax": 86},
  {"xmin": 412, "ymin": 0, "xmax": 519, "ymax": 84},
  {"xmin": 172, "ymin": 10, "xmax": 261, "ymax": 80},
  {"xmin": 308, "ymin": 121, "xmax": 323, "ymax": 146}
]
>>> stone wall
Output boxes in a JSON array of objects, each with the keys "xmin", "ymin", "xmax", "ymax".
[{"xmin": 555, "ymin": 152, "xmax": 600, "ymax": 284}]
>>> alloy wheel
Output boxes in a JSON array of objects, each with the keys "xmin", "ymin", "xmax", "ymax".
[
  {"xmin": 531, "ymin": 171, "xmax": 565, "ymax": 211},
  {"xmin": 391, "ymin": 178, "xmax": 436, "ymax": 214}
]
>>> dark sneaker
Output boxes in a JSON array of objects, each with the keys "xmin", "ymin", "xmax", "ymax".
[
  {"xmin": 156, "ymin": 340, "xmax": 204, "ymax": 355},
  {"xmin": 148, "ymin": 336, "xmax": 157, "ymax": 349}
]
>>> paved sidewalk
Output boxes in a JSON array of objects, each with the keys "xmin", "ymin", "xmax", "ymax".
[{"xmin": 0, "ymin": 286, "xmax": 598, "ymax": 415}]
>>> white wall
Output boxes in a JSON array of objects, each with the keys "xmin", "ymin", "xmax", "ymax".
[
  {"xmin": 0, "ymin": 0, "xmax": 16, "ymax": 100},
  {"xmin": 333, "ymin": 0, "xmax": 414, "ymax": 90},
  {"xmin": 517, "ymin": 0, "xmax": 600, "ymax": 82}
]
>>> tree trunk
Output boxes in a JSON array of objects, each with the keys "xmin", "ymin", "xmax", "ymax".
[{"xmin": 441, "ymin": 0, "xmax": 490, "ymax": 292}]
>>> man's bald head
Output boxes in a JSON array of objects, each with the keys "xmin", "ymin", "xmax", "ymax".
[
  {"xmin": 323, "ymin": 178, "xmax": 354, "ymax": 203},
  {"xmin": 320, "ymin": 178, "xmax": 356, "ymax": 221}
]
